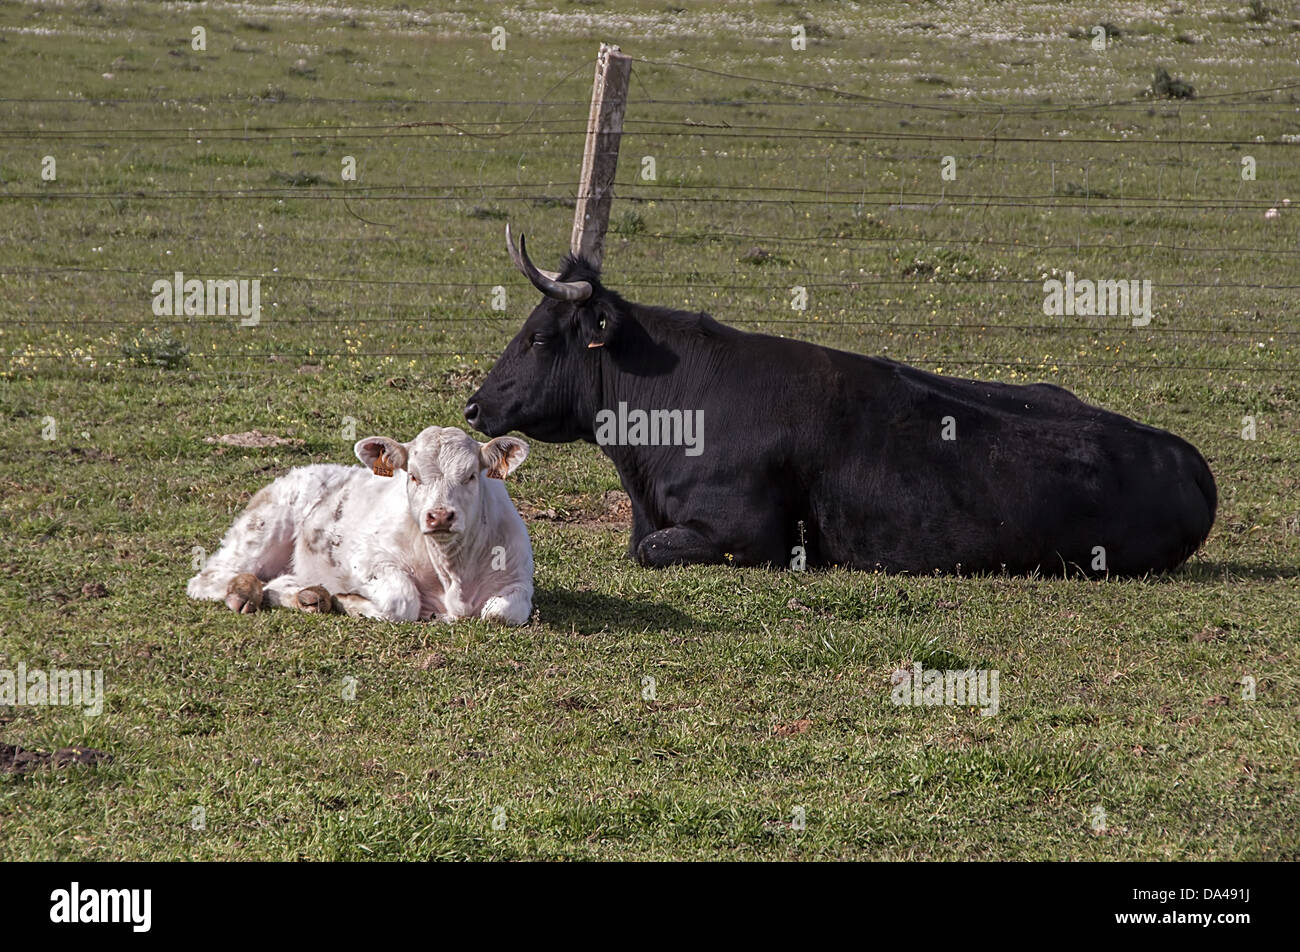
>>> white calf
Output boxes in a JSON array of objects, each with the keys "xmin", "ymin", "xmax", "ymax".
[{"xmin": 186, "ymin": 426, "xmax": 533, "ymax": 624}]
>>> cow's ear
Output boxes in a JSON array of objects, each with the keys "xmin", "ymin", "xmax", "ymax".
[
  {"xmin": 480, "ymin": 436, "xmax": 529, "ymax": 479},
  {"xmin": 585, "ymin": 301, "xmax": 622, "ymax": 350},
  {"xmin": 355, "ymin": 436, "xmax": 408, "ymax": 476}
]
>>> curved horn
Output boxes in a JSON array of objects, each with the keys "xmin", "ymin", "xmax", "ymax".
[{"xmin": 505, "ymin": 223, "xmax": 592, "ymax": 302}]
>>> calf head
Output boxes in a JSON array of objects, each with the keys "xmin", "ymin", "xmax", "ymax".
[{"xmin": 354, "ymin": 426, "xmax": 528, "ymax": 539}]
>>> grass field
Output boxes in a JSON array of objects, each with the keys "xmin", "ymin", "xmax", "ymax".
[{"xmin": 1, "ymin": 0, "xmax": 1298, "ymax": 860}]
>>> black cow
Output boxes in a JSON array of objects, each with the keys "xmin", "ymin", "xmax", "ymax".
[{"xmin": 465, "ymin": 226, "xmax": 1216, "ymax": 576}]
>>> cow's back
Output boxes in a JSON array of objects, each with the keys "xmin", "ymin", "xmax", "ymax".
[{"xmin": 799, "ymin": 352, "xmax": 1215, "ymax": 574}]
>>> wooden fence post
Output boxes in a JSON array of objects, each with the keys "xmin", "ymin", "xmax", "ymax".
[{"xmin": 571, "ymin": 43, "xmax": 632, "ymax": 269}]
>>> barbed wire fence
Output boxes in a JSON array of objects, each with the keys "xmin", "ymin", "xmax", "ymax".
[{"xmin": 2, "ymin": 52, "xmax": 1299, "ymax": 388}]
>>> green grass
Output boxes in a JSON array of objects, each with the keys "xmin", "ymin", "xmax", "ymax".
[{"xmin": 1, "ymin": 0, "xmax": 1298, "ymax": 860}]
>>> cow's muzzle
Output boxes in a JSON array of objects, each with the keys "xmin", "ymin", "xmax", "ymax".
[{"xmin": 424, "ymin": 508, "xmax": 456, "ymax": 534}]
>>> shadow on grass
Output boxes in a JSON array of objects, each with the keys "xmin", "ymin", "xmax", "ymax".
[{"xmin": 535, "ymin": 586, "xmax": 700, "ymax": 634}]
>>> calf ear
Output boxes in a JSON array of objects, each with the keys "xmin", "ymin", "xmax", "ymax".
[
  {"xmin": 480, "ymin": 436, "xmax": 529, "ymax": 479},
  {"xmin": 354, "ymin": 436, "xmax": 408, "ymax": 476}
]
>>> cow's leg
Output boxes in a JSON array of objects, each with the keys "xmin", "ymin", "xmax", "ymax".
[
  {"xmin": 635, "ymin": 525, "xmax": 726, "ymax": 568},
  {"xmin": 479, "ymin": 585, "xmax": 532, "ymax": 626},
  {"xmin": 624, "ymin": 491, "xmax": 656, "ymax": 558},
  {"xmin": 331, "ymin": 571, "xmax": 423, "ymax": 622}
]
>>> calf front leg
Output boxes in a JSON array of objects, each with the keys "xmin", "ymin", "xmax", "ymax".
[
  {"xmin": 261, "ymin": 576, "xmax": 334, "ymax": 613},
  {"xmin": 331, "ymin": 571, "xmax": 423, "ymax": 622},
  {"xmin": 479, "ymin": 584, "xmax": 532, "ymax": 626},
  {"xmin": 224, "ymin": 573, "xmax": 263, "ymax": 613}
]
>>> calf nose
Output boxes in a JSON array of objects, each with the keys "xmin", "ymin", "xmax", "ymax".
[
  {"xmin": 463, "ymin": 402, "xmax": 480, "ymax": 427},
  {"xmin": 426, "ymin": 508, "xmax": 455, "ymax": 531}
]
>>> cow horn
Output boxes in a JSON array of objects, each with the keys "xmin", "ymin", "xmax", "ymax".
[{"xmin": 506, "ymin": 223, "xmax": 592, "ymax": 302}]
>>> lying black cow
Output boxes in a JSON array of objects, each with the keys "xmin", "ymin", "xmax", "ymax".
[{"xmin": 465, "ymin": 226, "xmax": 1216, "ymax": 576}]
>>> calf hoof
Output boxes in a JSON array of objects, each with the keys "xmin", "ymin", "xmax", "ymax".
[
  {"xmin": 480, "ymin": 595, "xmax": 530, "ymax": 627},
  {"xmin": 331, "ymin": 592, "xmax": 370, "ymax": 618},
  {"xmin": 295, "ymin": 585, "xmax": 334, "ymax": 613},
  {"xmin": 225, "ymin": 574, "xmax": 263, "ymax": 614}
]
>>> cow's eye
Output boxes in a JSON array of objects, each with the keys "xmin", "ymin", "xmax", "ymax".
[
  {"xmin": 530, "ymin": 333, "xmax": 548, "ymax": 347},
  {"xmin": 408, "ymin": 473, "xmax": 420, "ymax": 485}
]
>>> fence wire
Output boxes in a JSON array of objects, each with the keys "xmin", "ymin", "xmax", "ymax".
[{"xmin": 2, "ymin": 59, "xmax": 1299, "ymax": 383}]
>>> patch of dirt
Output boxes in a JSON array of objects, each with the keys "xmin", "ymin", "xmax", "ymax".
[
  {"xmin": 440, "ymin": 367, "xmax": 481, "ymax": 390},
  {"xmin": 772, "ymin": 719, "xmax": 812, "ymax": 737},
  {"xmin": 937, "ymin": 730, "xmax": 988, "ymax": 750},
  {"xmin": 81, "ymin": 581, "xmax": 108, "ymax": 599},
  {"xmin": 1, "ymin": 743, "xmax": 112, "ymax": 775},
  {"xmin": 418, "ymin": 651, "xmax": 448, "ymax": 670},
  {"xmin": 63, "ymin": 446, "xmax": 119, "ymax": 463},
  {"xmin": 645, "ymin": 700, "xmax": 702, "ymax": 712},
  {"xmin": 34, "ymin": 586, "xmax": 75, "ymax": 606},
  {"xmin": 555, "ymin": 692, "xmax": 598, "ymax": 711},
  {"xmin": 518, "ymin": 502, "xmax": 560, "ymax": 521},
  {"xmin": 595, "ymin": 490, "xmax": 632, "ymax": 526},
  {"xmin": 204, "ymin": 430, "xmax": 304, "ymax": 449},
  {"xmin": 1159, "ymin": 703, "xmax": 1204, "ymax": 731},
  {"xmin": 1, "ymin": 479, "xmax": 46, "ymax": 496},
  {"xmin": 519, "ymin": 491, "xmax": 632, "ymax": 529}
]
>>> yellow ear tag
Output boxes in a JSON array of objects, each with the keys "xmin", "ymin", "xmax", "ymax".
[{"xmin": 371, "ymin": 450, "xmax": 395, "ymax": 477}]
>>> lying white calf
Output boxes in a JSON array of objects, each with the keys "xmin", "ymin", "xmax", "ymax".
[{"xmin": 187, "ymin": 426, "xmax": 533, "ymax": 624}]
